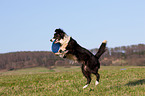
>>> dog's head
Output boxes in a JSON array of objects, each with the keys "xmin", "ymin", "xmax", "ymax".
[{"xmin": 50, "ymin": 28, "xmax": 66, "ymax": 43}]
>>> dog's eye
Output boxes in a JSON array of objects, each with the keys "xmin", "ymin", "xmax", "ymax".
[
  {"xmin": 54, "ymin": 35, "xmax": 58, "ymax": 38},
  {"xmin": 56, "ymin": 34, "xmax": 60, "ymax": 38}
]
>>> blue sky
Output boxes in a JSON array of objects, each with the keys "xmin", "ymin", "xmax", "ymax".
[{"xmin": 0, "ymin": 0, "xmax": 145, "ymax": 53}]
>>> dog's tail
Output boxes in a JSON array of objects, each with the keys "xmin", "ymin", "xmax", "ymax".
[{"xmin": 95, "ymin": 40, "xmax": 107, "ymax": 59}]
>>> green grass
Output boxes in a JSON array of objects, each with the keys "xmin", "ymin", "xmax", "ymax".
[{"xmin": 0, "ymin": 66, "xmax": 145, "ymax": 96}]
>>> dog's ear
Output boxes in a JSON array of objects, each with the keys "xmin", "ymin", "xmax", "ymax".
[{"xmin": 55, "ymin": 28, "xmax": 64, "ymax": 33}]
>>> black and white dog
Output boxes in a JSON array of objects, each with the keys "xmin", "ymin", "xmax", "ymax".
[{"xmin": 50, "ymin": 28, "xmax": 107, "ymax": 88}]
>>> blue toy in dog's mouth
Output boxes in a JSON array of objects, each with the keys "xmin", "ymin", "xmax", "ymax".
[{"xmin": 51, "ymin": 40, "xmax": 61, "ymax": 53}]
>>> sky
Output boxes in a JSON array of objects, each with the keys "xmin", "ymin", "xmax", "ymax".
[{"xmin": 0, "ymin": 0, "xmax": 145, "ymax": 53}]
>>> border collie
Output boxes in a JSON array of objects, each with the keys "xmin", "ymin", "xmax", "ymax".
[{"xmin": 50, "ymin": 28, "xmax": 107, "ymax": 88}]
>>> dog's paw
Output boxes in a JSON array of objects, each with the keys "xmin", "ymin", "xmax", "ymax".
[
  {"xmin": 95, "ymin": 81, "xmax": 99, "ymax": 86},
  {"xmin": 83, "ymin": 84, "xmax": 88, "ymax": 89},
  {"xmin": 54, "ymin": 52, "xmax": 61, "ymax": 56}
]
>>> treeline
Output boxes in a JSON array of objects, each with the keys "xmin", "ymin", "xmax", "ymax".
[
  {"xmin": 91, "ymin": 44, "xmax": 145, "ymax": 66},
  {"xmin": 0, "ymin": 51, "xmax": 76, "ymax": 71},
  {"xmin": 0, "ymin": 44, "xmax": 145, "ymax": 70}
]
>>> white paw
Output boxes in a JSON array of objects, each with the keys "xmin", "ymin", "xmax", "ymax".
[
  {"xmin": 95, "ymin": 81, "xmax": 99, "ymax": 85},
  {"xmin": 83, "ymin": 84, "xmax": 88, "ymax": 89}
]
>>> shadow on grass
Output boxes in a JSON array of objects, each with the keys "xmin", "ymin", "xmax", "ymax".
[{"xmin": 125, "ymin": 79, "xmax": 145, "ymax": 86}]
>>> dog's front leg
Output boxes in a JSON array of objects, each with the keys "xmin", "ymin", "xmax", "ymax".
[
  {"xmin": 56, "ymin": 49, "xmax": 68, "ymax": 58},
  {"xmin": 61, "ymin": 50, "xmax": 69, "ymax": 58}
]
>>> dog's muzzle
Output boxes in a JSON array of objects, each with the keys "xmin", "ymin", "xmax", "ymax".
[
  {"xmin": 50, "ymin": 38, "xmax": 59, "ymax": 44},
  {"xmin": 50, "ymin": 38, "xmax": 55, "ymax": 42}
]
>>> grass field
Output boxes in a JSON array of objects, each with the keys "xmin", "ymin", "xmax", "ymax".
[{"xmin": 0, "ymin": 66, "xmax": 145, "ymax": 96}]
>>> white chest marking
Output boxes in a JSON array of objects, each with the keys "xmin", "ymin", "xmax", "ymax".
[{"xmin": 59, "ymin": 35, "xmax": 71, "ymax": 51}]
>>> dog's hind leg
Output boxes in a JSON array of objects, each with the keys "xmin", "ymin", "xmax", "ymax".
[
  {"xmin": 92, "ymin": 67, "xmax": 100, "ymax": 86},
  {"xmin": 81, "ymin": 65, "xmax": 91, "ymax": 89},
  {"xmin": 95, "ymin": 73, "xmax": 100, "ymax": 86},
  {"xmin": 83, "ymin": 73, "xmax": 91, "ymax": 89}
]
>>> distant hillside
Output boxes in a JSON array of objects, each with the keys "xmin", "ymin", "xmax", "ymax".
[
  {"xmin": 0, "ymin": 44, "xmax": 145, "ymax": 71},
  {"xmin": 0, "ymin": 51, "xmax": 78, "ymax": 71},
  {"xmin": 90, "ymin": 44, "xmax": 145, "ymax": 66}
]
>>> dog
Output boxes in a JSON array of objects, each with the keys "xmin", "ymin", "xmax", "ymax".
[{"xmin": 50, "ymin": 28, "xmax": 107, "ymax": 88}]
